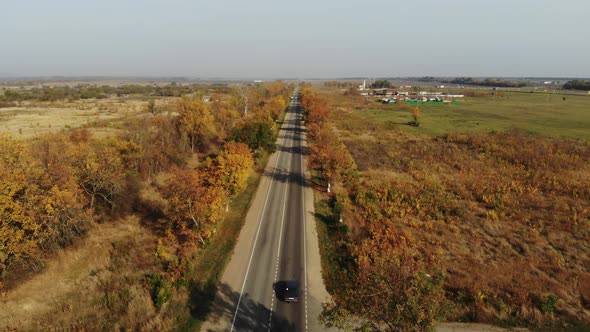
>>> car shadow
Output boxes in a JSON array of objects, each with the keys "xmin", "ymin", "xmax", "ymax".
[{"xmin": 200, "ymin": 282, "xmax": 296, "ymax": 332}]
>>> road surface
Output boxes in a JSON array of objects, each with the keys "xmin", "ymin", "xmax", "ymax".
[{"xmin": 202, "ymin": 89, "xmax": 332, "ymax": 332}]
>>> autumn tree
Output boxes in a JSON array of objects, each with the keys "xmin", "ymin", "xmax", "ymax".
[
  {"xmin": 176, "ymin": 98, "xmax": 217, "ymax": 153},
  {"xmin": 203, "ymin": 142, "xmax": 253, "ymax": 196},
  {"xmin": 0, "ymin": 134, "xmax": 89, "ymax": 289},
  {"xmin": 0, "ymin": 136, "xmax": 41, "ymax": 286},
  {"xmin": 229, "ymin": 119, "xmax": 276, "ymax": 153},
  {"xmin": 308, "ymin": 128, "xmax": 355, "ymax": 192},
  {"xmin": 213, "ymin": 106, "xmax": 240, "ymax": 139},
  {"xmin": 30, "ymin": 133, "xmax": 90, "ymax": 248},
  {"xmin": 73, "ymin": 138, "xmax": 128, "ymax": 215},
  {"xmin": 243, "ymin": 81, "xmax": 291, "ymax": 120},
  {"xmin": 160, "ymin": 167, "xmax": 226, "ymax": 245},
  {"xmin": 202, "ymin": 142, "xmax": 254, "ymax": 209},
  {"xmin": 31, "ymin": 133, "xmax": 78, "ymax": 189},
  {"xmin": 229, "ymin": 87, "xmax": 247, "ymax": 116},
  {"xmin": 301, "ymin": 88, "xmax": 331, "ymax": 141},
  {"xmin": 120, "ymin": 115, "xmax": 187, "ymax": 179},
  {"xmin": 263, "ymin": 95, "xmax": 287, "ymax": 121}
]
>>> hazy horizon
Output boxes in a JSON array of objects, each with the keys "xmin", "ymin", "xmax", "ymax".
[{"xmin": 2, "ymin": 0, "xmax": 589, "ymax": 78}]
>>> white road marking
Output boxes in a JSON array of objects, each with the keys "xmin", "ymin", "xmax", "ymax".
[
  {"xmin": 269, "ymin": 100, "xmax": 295, "ymax": 331},
  {"xmin": 269, "ymin": 150, "xmax": 291, "ymax": 331}
]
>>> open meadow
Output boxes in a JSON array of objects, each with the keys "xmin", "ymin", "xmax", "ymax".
[
  {"xmin": 312, "ymin": 86, "xmax": 590, "ymax": 329},
  {"xmin": 324, "ymin": 89, "xmax": 590, "ymax": 140}
]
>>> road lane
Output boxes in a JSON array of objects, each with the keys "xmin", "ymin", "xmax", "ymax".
[
  {"xmin": 232, "ymin": 124, "xmax": 294, "ymax": 331},
  {"xmin": 202, "ymin": 89, "xmax": 324, "ymax": 332},
  {"xmin": 273, "ymin": 105, "xmax": 306, "ymax": 331}
]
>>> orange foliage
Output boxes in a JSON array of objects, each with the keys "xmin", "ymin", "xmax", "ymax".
[
  {"xmin": 0, "ymin": 134, "xmax": 89, "ymax": 289},
  {"xmin": 176, "ymin": 98, "xmax": 217, "ymax": 153},
  {"xmin": 160, "ymin": 167, "xmax": 227, "ymax": 245},
  {"xmin": 313, "ymin": 85, "xmax": 590, "ymax": 327},
  {"xmin": 202, "ymin": 142, "xmax": 254, "ymax": 199}
]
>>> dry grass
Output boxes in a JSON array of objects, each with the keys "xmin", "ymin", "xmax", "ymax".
[
  {"xmin": 0, "ymin": 216, "xmax": 166, "ymax": 331},
  {"xmin": 0, "ymin": 97, "xmax": 178, "ymax": 138},
  {"xmin": 342, "ymin": 132, "xmax": 590, "ymax": 325}
]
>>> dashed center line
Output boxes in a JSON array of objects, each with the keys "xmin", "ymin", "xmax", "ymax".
[{"xmin": 268, "ymin": 101, "xmax": 294, "ymax": 332}]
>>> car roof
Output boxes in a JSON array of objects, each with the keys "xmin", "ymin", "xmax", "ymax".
[{"xmin": 285, "ymin": 280, "xmax": 299, "ymax": 288}]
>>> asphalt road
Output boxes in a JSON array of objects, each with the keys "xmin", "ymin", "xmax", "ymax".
[{"xmin": 202, "ymin": 89, "xmax": 330, "ymax": 332}]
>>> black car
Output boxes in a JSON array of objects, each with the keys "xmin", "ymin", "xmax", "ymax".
[{"xmin": 274, "ymin": 280, "xmax": 301, "ymax": 303}]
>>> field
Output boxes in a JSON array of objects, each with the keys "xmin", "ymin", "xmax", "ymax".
[
  {"xmin": 0, "ymin": 81, "xmax": 292, "ymax": 330},
  {"xmin": 315, "ymin": 87, "xmax": 590, "ymax": 329},
  {"xmin": 0, "ymin": 217, "xmax": 163, "ymax": 330},
  {"xmin": 324, "ymin": 89, "xmax": 590, "ymax": 140},
  {"xmin": 0, "ymin": 96, "xmax": 174, "ymax": 138}
]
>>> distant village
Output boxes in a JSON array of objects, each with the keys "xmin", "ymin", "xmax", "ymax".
[{"xmin": 357, "ymin": 80, "xmax": 464, "ymax": 104}]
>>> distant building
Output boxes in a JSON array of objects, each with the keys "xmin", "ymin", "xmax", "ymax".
[
  {"xmin": 371, "ymin": 88, "xmax": 397, "ymax": 96},
  {"xmin": 357, "ymin": 80, "xmax": 368, "ymax": 90}
]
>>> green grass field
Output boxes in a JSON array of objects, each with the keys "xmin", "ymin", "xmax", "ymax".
[{"xmin": 333, "ymin": 91, "xmax": 590, "ymax": 140}]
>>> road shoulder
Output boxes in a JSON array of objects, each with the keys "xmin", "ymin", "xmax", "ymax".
[{"xmin": 301, "ymin": 123, "xmax": 336, "ymax": 332}]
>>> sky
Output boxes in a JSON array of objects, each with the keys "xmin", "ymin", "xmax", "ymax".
[{"xmin": 1, "ymin": 0, "xmax": 589, "ymax": 78}]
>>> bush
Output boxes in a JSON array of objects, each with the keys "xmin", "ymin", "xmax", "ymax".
[
  {"xmin": 540, "ymin": 294, "xmax": 559, "ymax": 316},
  {"xmin": 146, "ymin": 273, "xmax": 172, "ymax": 309}
]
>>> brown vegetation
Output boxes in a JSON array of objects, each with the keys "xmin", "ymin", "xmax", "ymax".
[
  {"xmin": 308, "ymin": 86, "xmax": 590, "ymax": 330},
  {"xmin": 343, "ymin": 131, "xmax": 590, "ymax": 326},
  {"xmin": 0, "ymin": 81, "xmax": 293, "ymax": 330}
]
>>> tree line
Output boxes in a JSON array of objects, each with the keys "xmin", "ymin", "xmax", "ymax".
[
  {"xmin": 323, "ymin": 81, "xmax": 363, "ymax": 89},
  {"xmin": 562, "ymin": 80, "xmax": 590, "ymax": 90},
  {"xmin": 0, "ymin": 82, "xmax": 236, "ymax": 104},
  {"xmin": 0, "ymin": 81, "xmax": 292, "ymax": 291},
  {"xmin": 301, "ymin": 85, "xmax": 355, "ymax": 193},
  {"xmin": 419, "ymin": 76, "xmax": 527, "ymax": 88}
]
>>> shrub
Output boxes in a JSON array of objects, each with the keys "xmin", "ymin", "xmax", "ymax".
[
  {"xmin": 146, "ymin": 273, "xmax": 172, "ymax": 309},
  {"xmin": 540, "ymin": 294, "xmax": 559, "ymax": 316}
]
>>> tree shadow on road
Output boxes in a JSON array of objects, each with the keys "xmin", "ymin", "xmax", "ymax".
[
  {"xmin": 262, "ymin": 166, "xmax": 311, "ymax": 189},
  {"xmin": 200, "ymin": 282, "xmax": 296, "ymax": 332}
]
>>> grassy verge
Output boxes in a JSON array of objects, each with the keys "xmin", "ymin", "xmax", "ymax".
[
  {"xmin": 312, "ymin": 185, "xmax": 352, "ymax": 297},
  {"xmin": 314, "ymin": 195, "xmax": 337, "ymax": 294}
]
